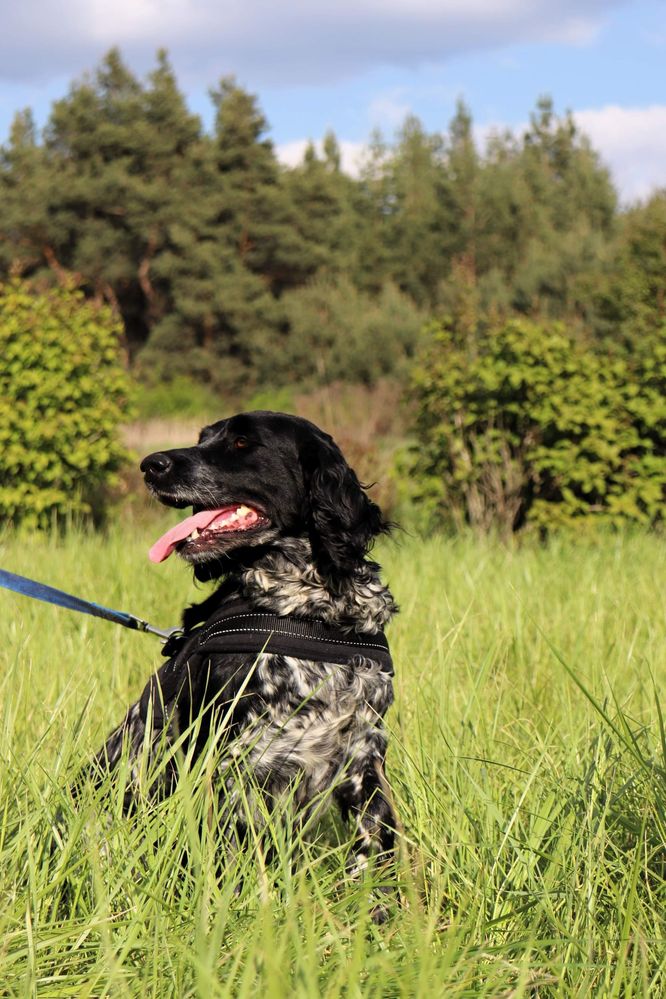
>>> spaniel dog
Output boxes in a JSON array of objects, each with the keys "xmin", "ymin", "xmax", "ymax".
[{"xmin": 94, "ymin": 411, "xmax": 398, "ymax": 902}]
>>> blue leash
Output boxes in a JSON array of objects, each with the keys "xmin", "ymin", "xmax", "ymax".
[{"xmin": 0, "ymin": 568, "xmax": 180, "ymax": 641}]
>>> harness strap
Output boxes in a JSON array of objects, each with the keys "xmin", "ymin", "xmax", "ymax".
[{"xmin": 162, "ymin": 598, "xmax": 394, "ymax": 674}]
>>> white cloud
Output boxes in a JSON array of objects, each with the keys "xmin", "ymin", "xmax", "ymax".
[
  {"xmin": 86, "ymin": 0, "xmax": 197, "ymax": 43},
  {"xmin": 367, "ymin": 92, "xmax": 412, "ymax": 130},
  {"xmin": 574, "ymin": 105, "xmax": 666, "ymax": 202},
  {"xmin": 548, "ymin": 16, "xmax": 601, "ymax": 45},
  {"xmin": 0, "ymin": 0, "xmax": 623, "ymax": 85},
  {"xmin": 277, "ymin": 139, "xmax": 366, "ymax": 176}
]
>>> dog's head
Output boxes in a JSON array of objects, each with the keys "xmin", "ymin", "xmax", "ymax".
[{"xmin": 140, "ymin": 411, "xmax": 388, "ymax": 583}]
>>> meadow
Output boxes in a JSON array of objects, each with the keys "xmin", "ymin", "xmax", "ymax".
[{"xmin": 1, "ymin": 525, "xmax": 666, "ymax": 996}]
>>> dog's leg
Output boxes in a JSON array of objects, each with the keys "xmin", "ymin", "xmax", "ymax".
[
  {"xmin": 337, "ymin": 756, "xmax": 396, "ymax": 871},
  {"xmin": 335, "ymin": 751, "xmax": 398, "ymax": 922}
]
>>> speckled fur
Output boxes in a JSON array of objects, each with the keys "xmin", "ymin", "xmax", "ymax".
[
  {"xmin": 239, "ymin": 538, "xmax": 397, "ymax": 634},
  {"xmin": 96, "ymin": 538, "xmax": 398, "ymax": 878}
]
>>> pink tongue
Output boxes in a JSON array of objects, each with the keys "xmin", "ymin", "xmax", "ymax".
[{"xmin": 149, "ymin": 507, "xmax": 238, "ymax": 563}]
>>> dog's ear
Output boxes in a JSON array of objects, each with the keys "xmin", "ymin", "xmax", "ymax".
[{"xmin": 300, "ymin": 434, "xmax": 388, "ymax": 579}]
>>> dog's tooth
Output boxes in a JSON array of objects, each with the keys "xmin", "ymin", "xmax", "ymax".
[{"xmin": 191, "ymin": 528, "xmax": 200, "ymax": 539}]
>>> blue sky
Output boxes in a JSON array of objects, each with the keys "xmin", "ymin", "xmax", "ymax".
[{"xmin": 0, "ymin": 0, "xmax": 664, "ymax": 201}]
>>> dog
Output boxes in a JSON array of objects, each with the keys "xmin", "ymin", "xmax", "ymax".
[{"xmin": 93, "ymin": 411, "xmax": 398, "ymax": 898}]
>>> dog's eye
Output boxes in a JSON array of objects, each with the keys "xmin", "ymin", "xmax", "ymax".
[{"xmin": 233, "ymin": 436, "xmax": 249, "ymax": 450}]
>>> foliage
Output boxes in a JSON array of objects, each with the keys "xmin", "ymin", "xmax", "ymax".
[
  {"xmin": 144, "ymin": 75, "xmax": 314, "ymax": 385},
  {"xmin": 595, "ymin": 190, "xmax": 666, "ymax": 346},
  {"xmin": 1, "ymin": 52, "xmax": 659, "ymax": 394},
  {"xmin": 283, "ymin": 132, "xmax": 359, "ymax": 279},
  {"xmin": 275, "ymin": 276, "xmax": 424, "ymax": 386},
  {"xmin": 133, "ymin": 375, "xmax": 223, "ymax": 420},
  {"xmin": 355, "ymin": 98, "xmax": 618, "ymax": 330},
  {"xmin": 410, "ymin": 318, "xmax": 666, "ymax": 533},
  {"xmin": 0, "ymin": 281, "xmax": 131, "ymax": 528},
  {"xmin": 2, "ymin": 530, "xmax": 666, "ymax": 993}
]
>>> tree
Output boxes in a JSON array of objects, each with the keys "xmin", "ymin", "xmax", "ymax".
[
  {"xmin": 41, "ymin": 49, "xmax": 203, "ymax": 357},
  {"xmin": 383, "ymin": 115, "xmax": 451, "ymax": 307},
  {"xmin": 144, "ymin": 76, "xmax": 302, "ymax": 386},
  {"xmin": 0, "ymin": 57, "xmax": 648, "ymax": 400},
  {"xmin": 283, "ymin": 130, "xmax": 359, "ymax": 278},
  {"xmin": 508, "ymin": 97, "xmax": 617, "ymax": 321},
  {"xmin": 596, "ymin": 191, "xmax": 666, "ymax": 345},
  {"xmin": 0, "ymin": 110, "xmax": 53, "ymax": 278},
  {"xmin": 275, "ymin": 275, "xmax": 424, "ymax": 386}
]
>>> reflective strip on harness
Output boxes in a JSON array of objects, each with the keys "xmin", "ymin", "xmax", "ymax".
[{"xmin": 163, "ymin": 599, "xmax": 394, "ymax": 674}]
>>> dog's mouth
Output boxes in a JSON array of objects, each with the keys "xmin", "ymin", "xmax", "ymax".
[{"xmin": 148, "ymin": 504, "xmax": 270, "ymax": 563}]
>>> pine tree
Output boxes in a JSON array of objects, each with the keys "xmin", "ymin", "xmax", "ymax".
[
  {"xmin": 0, "ymin": 110, "xmax": 52, "ymax": 277},
  {"xmin": 146, "ymin": 76, "xmax": 311, "ymax": 387},
  {"xmin": 509, "ymin": 96, "xmax": 617, "ymax": 321},
  {"xmin": 383, "ymin": 114, "xmax": 451, "ymax": 307},
  {"xmin": 0, "ymin": 54, "xmax": 639, "ymax": 393},
  {"xmin": 283, "ymin": 129, "xmax": 358, "ymax": 278},
  {"xmin": 43, "ymin": 49, "xmax": 142, "ymax": 315},
  {"xmin": 41, "ymin": 49, "xmax": 204, "ymax": 356},
  {"xmin": 353, "ymin": 129, "xmax": 394, "ymax": 294},
  {"xmin": 599, "ymin": 192, "xmax": 666, "ymax": 345}
]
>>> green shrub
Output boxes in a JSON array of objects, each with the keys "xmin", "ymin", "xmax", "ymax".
[
  {"xmin": 0, "ymin": 281, "xmax": 131, "ymax": 529},
  {"xmin": 274, "ymin": 277, "xmax": 424, "ymax": 386},
  {"xmin": 410, "ymin": 318, "xmax": 666, "ymax": 534}
]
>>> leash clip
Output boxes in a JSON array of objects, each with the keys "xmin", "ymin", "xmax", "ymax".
[{"xmin": 135, "ymin": 620, "xmax": 183, "ymax": 643}]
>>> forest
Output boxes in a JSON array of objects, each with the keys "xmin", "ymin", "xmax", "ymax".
[
  {"xmin": 1, "ymin": 48, "xmax": 663, "ymax": 390},
  {"xmin": 1, "ymin": 48, "xmax": 665, "ymax": 533}
]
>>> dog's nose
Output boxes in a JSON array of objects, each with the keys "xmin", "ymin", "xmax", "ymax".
[{"xmin": 140, "ymin": 452, "xmax": 173, "ymax": 478}]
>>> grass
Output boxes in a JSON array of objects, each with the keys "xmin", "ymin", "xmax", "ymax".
[{"xmin": 1, "ymin": 526, "xmax": 666, "ymax": 996}]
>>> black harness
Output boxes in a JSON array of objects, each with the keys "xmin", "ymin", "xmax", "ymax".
[
  {"xmin": 142, "ymin": 597, "xmax": 393, "ymax": 730},
  {"xmin": 162, "ymin": 597, "xmax": 393, "ymax": 673}
]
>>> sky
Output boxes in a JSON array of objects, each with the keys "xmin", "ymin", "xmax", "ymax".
[{"xmin": 0, "ymin": 0, "xmax": 664, "ymax": 203}]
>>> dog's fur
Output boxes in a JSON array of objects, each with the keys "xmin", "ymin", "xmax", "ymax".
[{"xmin": 94, "ymin": 411, "xmax": 398, "ymax": 885}]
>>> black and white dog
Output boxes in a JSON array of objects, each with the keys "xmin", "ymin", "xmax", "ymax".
[{"xmin": 95, "ymin": 411, "xmax": 398, "ymax": 888}]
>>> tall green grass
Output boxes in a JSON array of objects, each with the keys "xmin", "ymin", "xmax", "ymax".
[{"xmin": 1, "ymin": 527, "xmax": 666, "ymax": 996}]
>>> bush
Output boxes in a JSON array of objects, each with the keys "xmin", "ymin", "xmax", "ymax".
[
  {"xmin": 410, "ymin": 318, "xmax": 666, "ymax": 534},
  {"xmin": 274, "ymin": 277, "xmax": 424, "ymax": 386},
  {"xmin": 0, "ymin": 281, "xmax": 131, "ymax": 529}
]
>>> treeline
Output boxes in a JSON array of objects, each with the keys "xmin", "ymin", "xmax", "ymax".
[{"xmin": 2, "ymin": 48, "xmax": 664, "ymax": 395}]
